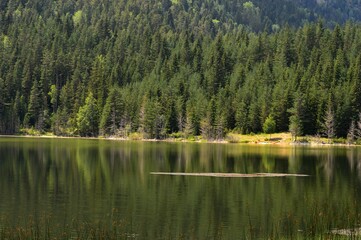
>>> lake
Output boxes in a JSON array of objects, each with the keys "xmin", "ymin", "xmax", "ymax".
[{"xmin": 0, "ymin": 137, "xmax": 361, "ymax": 239}]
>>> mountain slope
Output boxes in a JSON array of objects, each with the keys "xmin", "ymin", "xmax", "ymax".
[
  {"xmin": 1, "ymin": 0, "xmax": 361, "ymax": 34},
  {"xmin": 1, "ymin": 0, "xmax": 361, "ymax": 139}
]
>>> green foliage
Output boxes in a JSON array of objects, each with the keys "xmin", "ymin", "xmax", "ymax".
[
  {"xmin": 139, "ymin": 98, "xmax": 166, "ymax": 139},
  {"xmin": 289, "ymin": 98, "xmax": 303, "ymax": 141},
  {"xmin": 1, "ymin": 0, "xmax": 361, "ymax": 139},
  {"xmin": 263, "ymin": 116, "xmax": 276, "ymax": 135},
  {"xmin": 243, "ymin": 1, "xmax": 255, "ymax": 9},
  {"xmin": 48, "ymin": 85, "xmax": 58, "ymax": 112},
  {"xmin": 289, "ymin": 118, "xmax": 302, "ymax": 142},
  {"xmin": 99, "ymin": 86, "xmax": 124, "ymax": 136},
  {"xmin": 73, "ymin": 10, "xmax": 82, "ymax": 26},
  {"xmin": 77, "ymin": 93, "xmax": 99, "ymax": 137},
  {"xmin": 128, "ymin": 132, "xmax": 144, "ymax": 140},
  {"xmin": 24, "ymin": 79, "xmax": 46, "ymax": 131}
]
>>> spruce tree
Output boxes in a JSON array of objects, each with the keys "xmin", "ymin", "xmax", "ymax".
[
  {"xmin": 289, "ymin": 93, "xmax": 304, "ymax": 141},
  {"xmin": 99, "ymin": 86, "xmax": 124, "ymax": 136},
  {"xmin": 24, "ymin": 79, "xmax": 46, "ymax": 131}
]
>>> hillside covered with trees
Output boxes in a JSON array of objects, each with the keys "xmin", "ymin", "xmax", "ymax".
[{"xmin": 1, "ymin": 0, "xmax": 361, "ymax": 140}]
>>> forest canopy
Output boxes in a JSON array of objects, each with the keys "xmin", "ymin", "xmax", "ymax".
[{"xmin": 1, "ymin": 0, "xmax": 361, "ymax": 139}]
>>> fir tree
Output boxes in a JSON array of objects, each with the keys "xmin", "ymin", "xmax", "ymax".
[
  {"xmin": 24, "ymin": 79, "xmax": 46, "ymax": 131},
  {"xmin": 99, "ymin": 86, "xmax": 124, "ymax": 136}
]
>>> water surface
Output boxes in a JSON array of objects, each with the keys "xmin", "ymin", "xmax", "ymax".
[{"xmin": 0, "ymin": 137, "xmax": 361, "ymax": 238}]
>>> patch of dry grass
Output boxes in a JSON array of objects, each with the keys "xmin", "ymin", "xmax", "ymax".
[{"xmin": 226, "ymin": 132, "xmax": 292, "ymax": 144}]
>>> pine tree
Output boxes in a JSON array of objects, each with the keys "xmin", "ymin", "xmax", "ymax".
[
  {"xmin": 248, "ymin": 101, "xmax": 261, "ymax": 133},
  {"xmin": 192, "ymin": 38, "xmax": 203, "ymax": 73},
  {"xmin": 139, "ymin": 98, "xmax": 163, "ymax": 139},
  {"xmin": 99, "ymin": 86, "xmax": 124, "ymax": 136},
  {"xmin": 289, "ymin": 93, "xmax": 304, "ymax": 141},
  {"xmin": 167, "ymin": 100, "xmax": 179, "ymax": 134},
  {"xmin": 205, "ymin": 34, "xmax": 226, "ymax": 96},
  {"xmin": 88, "ymin": 55, "xmax": 108, "ymax": 112},
  {"xmin": 271, "ymin": 81, "xmax": 291, "ymax": 132},
  {"xmin": 201, "ymin": 98, "xmax": 217, "ymax": 140},
  {"xmin": 330, "ymin": 24, "xmax": 343, "ymax": 58},
  {"xmin": 24, "ymin": 79, "xmax": 46, "ymax": 131},
  {"xmin": 184, "ymin": 97, "xmax": 202, "ymax": 137},
  {"xmin": 48, "ymin": 84, "xmax": 58, "ymax": 113},
  {"xmin": 2, "ymin": 3, "xmax": 361, "ymax": 139},
  {"xmin": 350, "ymin": 56, "xmax": 361, "ymax": 116}
]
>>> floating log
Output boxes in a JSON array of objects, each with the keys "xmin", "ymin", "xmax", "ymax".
[
  {"xmin": 150, "ymin": 172, "xmax": 309, "ymax": 178},
  {"xmin": 330, "ymin": 228, "xmax": 361, "ymax": 236}
]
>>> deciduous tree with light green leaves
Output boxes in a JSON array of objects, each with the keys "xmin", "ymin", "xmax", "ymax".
[
  {"xmin": 263, "ymin": 115, "xmax": 276, "ymax": 139},
  {"xmin": 77, "ymin": 92, "xmax": 99, "ymax": 137}
]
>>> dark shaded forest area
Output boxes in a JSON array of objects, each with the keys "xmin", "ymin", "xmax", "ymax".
[{"xmin": 1, "ymin": 0, "xmax": 361, "ymax": 139}]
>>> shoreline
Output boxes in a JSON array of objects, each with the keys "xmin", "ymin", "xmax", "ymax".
[{"xmin": 0, "ymin": 133, "xmax": 359, "ymax": 147}]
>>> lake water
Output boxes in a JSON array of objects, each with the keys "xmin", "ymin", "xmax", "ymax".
[{"xmin": 1, "ymin": 137, "xmax": 361, "ymax": 239}]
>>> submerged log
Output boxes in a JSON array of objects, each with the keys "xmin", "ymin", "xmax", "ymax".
[{"xmin": 150, "ymin": 172, "xmax": 309, "ymax": 178}]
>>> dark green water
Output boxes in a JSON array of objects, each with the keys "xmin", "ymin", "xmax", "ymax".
[{"xmin": 1, "ymin": 137, "xmax": 361, "ymax": 239}]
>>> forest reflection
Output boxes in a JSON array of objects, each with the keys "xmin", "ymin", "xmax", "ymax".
[
  {"xmin": 1, "ymin": 139, "xmax": 361, "ymax": 193},
  {"xmin": 1, "ymin": 138, "xmax": 361, "ymax": 238}
]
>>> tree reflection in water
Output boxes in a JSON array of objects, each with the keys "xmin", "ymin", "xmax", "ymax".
[{"xmin": 0, "ymin": 137, "xmax": 361, "ymax": 238}]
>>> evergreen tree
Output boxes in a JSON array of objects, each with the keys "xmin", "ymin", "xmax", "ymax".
[
  {"xmin": 99, "ymin": 86, "xmax": 124, "ymax": 136},
  {"xmin": 201, "ymin": 97, "xmax": 217, "ymax": 140},
  {"xmin": 235, "ymin": 101, "xmax": 249, "ymax": 134},
  {"xmin": 167, "ymin": 100, "xmax": 179, "ymax": 134},
  {"xmin": 350, "ymin": 56, "xmax": 361, "ymax": 116},
  {"xmin": 205, "ymin": 34, "xmax": 226, "ymax": 96},
  {"xmin": 289, "ymin": 93, "xmax": 304, "ymax": 141},
  {"xmin": 24, "ymin": 79, "xmax": 46, "ymax": 131},
  {"xmin": 88, "ymin": 55, "xmax": 108, "ymax": 112},
  {"xmin": 1, "ymin": 1, "xmax": 361, "ymax": 140},
  {"xmin": 139, "ymin": 98, "xmax": 163, "ymax": 139}
]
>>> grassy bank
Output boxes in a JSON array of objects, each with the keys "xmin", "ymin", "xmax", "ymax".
[
  {"xmin": 225, "ymin": 132, "xmax": 293, "ymax": 144},
  {"xmin": 225, "ymin": 132, "xmax": 360, "ymax": 146},
  {"xmin": 10, "ymin": 128, "xmax": 361, "ymax": 146}
]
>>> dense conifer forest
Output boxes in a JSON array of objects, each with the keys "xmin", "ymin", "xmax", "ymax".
[{"xmin": 1, "ymin": 0, "xmax": 361, "ymax": 139}]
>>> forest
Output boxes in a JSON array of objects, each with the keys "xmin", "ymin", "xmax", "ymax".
[{"xmin": 1, "ymin": 0, "xmax": 361, "ymax": 140}]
